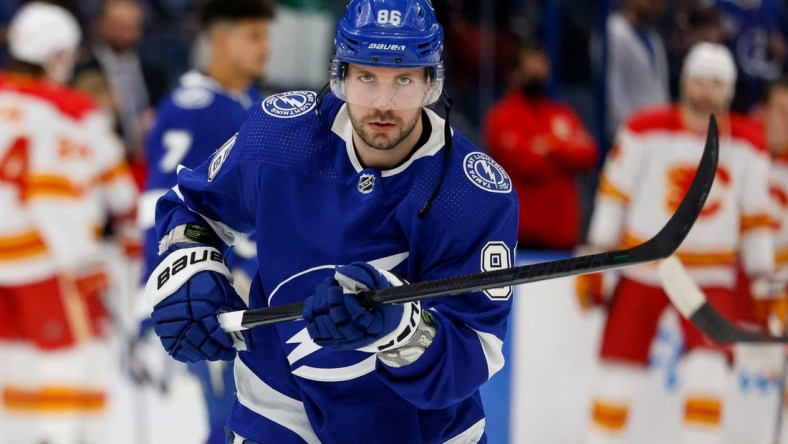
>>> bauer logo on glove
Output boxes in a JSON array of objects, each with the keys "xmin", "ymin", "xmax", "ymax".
[{"xmin": 156, "ymin": 248, "xmax": 226, "ymax": 290}]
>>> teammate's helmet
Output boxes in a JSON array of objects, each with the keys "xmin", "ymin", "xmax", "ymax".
[
  {"xmin": 8, "ymin": 2, "xmax": 82, "ymax": 66},
  {"xmin": 682, "ymin": 42, "xmax": 737, "ymax": 86},
  {"xmin": 330, "ymin": 0, "xmax": 445, "ymax": 106}
]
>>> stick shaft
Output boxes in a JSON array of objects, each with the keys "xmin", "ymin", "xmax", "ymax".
[{"xmin": 220, "ymin": 115, "xmax": 719, "ymax": 332}]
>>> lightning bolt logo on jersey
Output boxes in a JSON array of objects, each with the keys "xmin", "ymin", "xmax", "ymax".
[{"xmin": 463, "ymin": 152, "xmax": 512, "ymax": 193}]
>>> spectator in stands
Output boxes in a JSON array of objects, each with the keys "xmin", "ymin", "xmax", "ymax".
[
  {"xmin": 484, "ymin": 41, "xmax": 598, "ymax": 251},
  {"xmin": 714, "ymin": 0, "xmax": 788, "ymax": 113},
  {"xmin": 668, "ymin": 6, "xmax": 725, "ymax": 101},
  {"xmin": 603, "ymin": 0, "xmax": 670, "ymax": 139},
  {"xmin": 77, "ymin": 0, "xmax": 169, "ymax": 158}
]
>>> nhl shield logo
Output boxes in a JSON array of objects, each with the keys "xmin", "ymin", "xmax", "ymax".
[{"xmin": 357, "ymin": 174, "xmax": 375, "ymax": 194}]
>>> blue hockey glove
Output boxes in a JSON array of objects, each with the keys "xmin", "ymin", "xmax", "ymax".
[
  {"xmin": 302, "ymin": 262, "xmax": 421, "ymax": 352},
  {"xmin": 145, "ymin": 243, "xmax": 247, "ymax": 363}
]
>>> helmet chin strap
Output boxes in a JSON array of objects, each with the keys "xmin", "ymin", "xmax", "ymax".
[
  {"xmin": 315, "ymin": 81, "xmax": 332, "ymax": 118},
  {"xmin": 417, "ymin": 89, "xmax": 452, "ymax": 219}
]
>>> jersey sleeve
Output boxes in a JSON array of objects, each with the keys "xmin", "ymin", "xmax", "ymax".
[
  {"xmin": 376, "ymin": 194, "xmax": 518, "ymax": 409},
  {"xmin": 546, "ymin": 106, "xmax": 599, "ymax": 172},
  {"xmin": 154, "ymin": 118, "xmax": 261, "ymax": 247},
  {"xmin": 739, "ymin": 144, "xmax": 775, "ymax": 277},
  {"xmin": 84, "ymin": 110, "xmax": 138, "ymax": 219},
  {"xmin": 24, "ymin": 112, "xmax": 102, "ymax": 270},
  {"xmin": 587, "ymin": 125, "xmax": 647, "ymax": 249}
]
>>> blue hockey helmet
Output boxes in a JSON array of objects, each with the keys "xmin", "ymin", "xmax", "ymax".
[{"xmin": 330, "ymin": 0, "xmax": 445, "ymax": 107}]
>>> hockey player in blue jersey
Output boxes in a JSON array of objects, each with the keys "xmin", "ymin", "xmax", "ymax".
[
  {"xmin": 139, "ymin": 1, "xmax": 273, "ymax": 443},
  {"xmin": 145, "ymin": 0, "xmax": 518, "ymax": 442}
]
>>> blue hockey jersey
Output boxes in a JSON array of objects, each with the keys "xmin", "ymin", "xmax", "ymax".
[
  {"xmin": 154, "ymin": 91, "xmax": 519, "ymax": 443},
  {"xmin": 141, "ymin": 71, "xmax": 260, "ymax": 279}
]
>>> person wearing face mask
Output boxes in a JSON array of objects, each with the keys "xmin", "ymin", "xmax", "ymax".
[{"xmin": 484, "ymin": 41, "xmax": 598, "ymax": 251}]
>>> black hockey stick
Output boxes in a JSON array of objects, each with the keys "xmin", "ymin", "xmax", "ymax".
[
  {"xmin": 218, "ymin": 115, "xmax": 720, "ymax": 333},
  {"xmin": 659, "ymin": 256, "xmax": 788, "ymax": 344}
]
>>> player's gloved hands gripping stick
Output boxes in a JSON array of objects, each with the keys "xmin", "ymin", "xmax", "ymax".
[
  {"xmin": 303, "ymin": 262, "xmax": 423, "ymax": 353},
  {"xmin": 145, "ymin": 224, "xmax": 248, "ymax": 363}
]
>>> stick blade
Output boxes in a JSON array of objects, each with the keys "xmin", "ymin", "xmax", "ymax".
[
  {"xmin": 658, "ymin": 256, "xmax": 706, "ymax": 319},
  {"xmin": 659, "ymin": 255, "xmax": 788, "ymax": 344}
]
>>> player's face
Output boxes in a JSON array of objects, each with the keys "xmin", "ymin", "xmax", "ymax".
[
  {"xmin": 225, "ymin": 19, "xmax": 270, "ymax": 80},
  {"xmin": 681, "ymin": 77, "xmax": 731, "ymax": 116},
  {"xmin": 342, "ymin": 64, "xmax": 431, "ymax": 110},
  {"xmin": 346, "ymin": 65, "xmax": 425, "ymax": 155},
  {"xmin": 99, "ymin": 0, "xmax": 144, "ymax": 52}
]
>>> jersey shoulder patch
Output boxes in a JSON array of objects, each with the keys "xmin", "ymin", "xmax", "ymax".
[
  {"xmin": 463, "ymin": 152, "xmax": 512, "ymax": 194},
  {"xmin": 262, "ymin": 91, "xmax": 317, "ymax": 118},
  {"xmin": 172, "ymin": 87, "xmax": 215, "ymax": 110},
  {"xmin": 208, "ymin": 134, "xmax": 237, "ymax": 181}
]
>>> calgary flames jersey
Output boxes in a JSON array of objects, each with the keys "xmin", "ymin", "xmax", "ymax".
[
  {"xmin": 79, "ymin": 110, "xmax": 137, "ymax": 235},
  {"xmin": 771, "ymin": 152, "xmax": 788, "ymax": 283},
  {"xmin": 0, "ymin": 73, "xmax": 107, "ymax": 284},
  {"xmin": 589, "ymin": 106, "xmax": 774, "ymax": 288}
]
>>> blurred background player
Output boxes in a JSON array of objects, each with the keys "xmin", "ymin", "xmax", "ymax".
[
  {"xmin": 761, "ymin": 78, "xmax": 788, "ymax": 297},
  {"xmin": 484, "ymin": 40, "xmax": 598, "ymax": 251},
  {"xmin": 578, "ymin": 42, "xmax": 775, "ymax": 444},
  {"xmin": 763, "ymin": 76, "xmax": 788, "ymax": 443},
  {"xmin": 0, "ymin": 3, "xmax": 134, "ymax": 442},
  {"xmin": 731, "ymin": 76, "xmax": 788, "ymax": 443},
  {"xmin": 138, "ymin": 1, "xmax": 274, "ymax": 443}
]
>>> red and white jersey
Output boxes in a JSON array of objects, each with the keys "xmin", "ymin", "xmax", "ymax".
[
  {"xmin": 0, "ymin": 73, "xmax": 104, "ymax": 284},
  {"xmin": 80, "ymin": 109, "xmax": 138, "ymax": 232},
  {"xmin": 771, "ymin": 153, "xmax": 788, "ymax": 283},
  {"xmin": 589, "ymin": 105, "xmax": 774, "ymax": 288}
]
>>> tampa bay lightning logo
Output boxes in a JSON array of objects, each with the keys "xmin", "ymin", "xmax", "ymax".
[
  {"xmin": 463, "ymin": 152, "xmax": 512, "ymax": 193},
  {"xmin": 262, "ymin": 91, "xmax": 317, "ymax": 118}
]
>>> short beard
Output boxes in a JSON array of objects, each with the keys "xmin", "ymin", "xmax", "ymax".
[
  {"xmin": 348, "ymin": 107, "xmax": 421, "ymax": 151},
  {"xmin": 685, "ymin": 98, "xmax": 724, "ymax": 117}
]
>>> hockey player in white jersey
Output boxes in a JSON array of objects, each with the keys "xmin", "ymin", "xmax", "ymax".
[
  {"xmin": 0, "ymin": 3, "xmax": 132, "ymax": 442},
  {"xmin": 578, "ymin": 42, "xmax": 775, "ymax": 443},
  {"xmin": 145, "ymin": 0, "xmax": 519, "ymax": 442}
]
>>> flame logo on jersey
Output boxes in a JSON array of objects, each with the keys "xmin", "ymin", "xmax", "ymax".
[{"xmin": 666, "ymin": 163, "xmax": 730, "ymax": 218}]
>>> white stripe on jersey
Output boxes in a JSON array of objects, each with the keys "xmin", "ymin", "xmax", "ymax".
[
  {"xmin": 474, "ymin": 328, "xmax": 505, "ymax": 380},
  {"xmin": 234, "ymin": 358, "xmax": 320, "ymax": 444}
]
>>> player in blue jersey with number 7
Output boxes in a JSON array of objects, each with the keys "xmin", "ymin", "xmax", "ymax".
[
  {"xmin": 139, "ymin": 1, "xmax": 273, "ymax": 443},
  {"xmin": 145, "ymin": 1, "xmax": 518, "ymax": 442}
]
